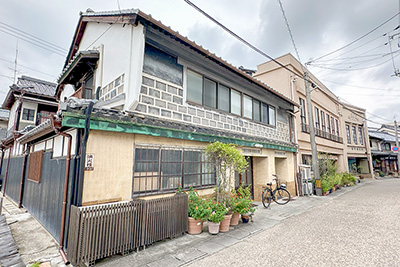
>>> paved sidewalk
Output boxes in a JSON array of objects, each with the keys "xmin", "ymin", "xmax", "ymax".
[
  {"xmin": 97, "ymin": 179, "xmax": 371, "ymax": 267},
  {"xmin": 1, "ymin": 197, "xmax": 65, "ymax": 267}
]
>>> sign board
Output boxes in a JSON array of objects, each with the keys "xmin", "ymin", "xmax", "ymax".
[
  {"xmin": 85, "ymin": 153, "xmax": 94, "ymax": 171},
  {"xmin": 392, "ymin": 146, "xmax": 399, "ymax": 152}
]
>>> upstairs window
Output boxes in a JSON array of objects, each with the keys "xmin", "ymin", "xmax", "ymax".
[
  {"xmin": 358, "ymin": 126, "xmax": 364, "ymax": 145},
  {"xmin": 299, "ymin": 98, "xmax": 306, "ymax": 124},
  {"xmin": 268, "ymin": 106, "xmax": 276, "ymax": 126},
  {"xmin": 352, "ymin": 126, "xmax": 357, "ymax": 144},
  {"xmin": 331, "ymin": 117, "xmax": 335, "ymax": 135},
  {"xmin": 314, "ymin": 107, "xmax": 320, "ymax": 129},
  {"xmin": 253, "ymin": 99, "xmax": 261, "ymax": 122},
  {"xmin": 335, "ymin": 119, "xmax": 340, "ymax": 136},
  {"xmin": 346, "ymin": 125, "xmax": 351, "ymax": 144},
  {"xmin": 204, "ymin": 78, "xmax": 217, "ymax": 108},
  {"xmin": 321, "ymin": 111, "xmax": 326, "ymax": 132},
  {"xmin": 22, "ymin": 108, "xmax": 35, "ymax": 121},
  {"xmin": 218, "ymin": 84, "xmax": 230, "ymax": 113},
  {"xmin": 326, "ymin": 114, "xmax": 331, "ymax": 133},
  {"xmin": 243, "ymin": 95, "xmax": 253, "ymax": 119},
  {"xmin": 230, "ymin": 89, "xmax": 241, "ymax": 116},
  {"xmin": 187, "ymin": 70, "xmax": 203, "ymax": 104}
]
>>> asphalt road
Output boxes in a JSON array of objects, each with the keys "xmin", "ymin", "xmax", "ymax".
[{"xmin": 188, "ymin": 178, "xmax": 400, "ymax": 267}]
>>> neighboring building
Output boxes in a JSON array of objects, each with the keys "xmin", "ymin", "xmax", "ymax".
[
  {"xmin": 253, "ymin": 54, "xmax": 373, "ymax": 178},
  {"xmin": 1, "ymin": 75, "xmax": 58, "ymax": 139},
  {"xmin": 1, "ymin": 9, "xmax": 298, "ymax": 250},
  {"xmin": 0, "ymin": 109, "xmax": 10, "ymax": 140},
  {"xmin": 341, "ymin": 102, "xmax": 373, "ymax": 177},
  {"xmin": 369, "ymin": 126, "xmax": 399, "ymax": 177}
]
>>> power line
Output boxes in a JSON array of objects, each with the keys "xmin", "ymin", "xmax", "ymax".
[
  {"xmin": 322, "ymin": 79, "xmax": 400, "ymax": 91},
  {"xmin": 0, "ymin": 22, "xmax": 67, "ymax": 53},
  {"xmin": 309, "ymin": 12, "xmax": 400, "ymax": 63},
  {"xmin": 0, "ymin": 57, "xmax": 57, "ymax": 78},
  {"xmin": 277, "ymin": 0, "xmax": 301, "ymax": 62},
  {"xmin": 0, "ymin": 28, "xmax": 65, "ymax": 57},
  {"xmin": 184, "ymin": 0, "xmax": 306, "ymax": 81}
]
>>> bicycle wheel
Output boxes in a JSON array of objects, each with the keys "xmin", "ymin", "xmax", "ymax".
[
  {"xmin": 262, "ymin": 188, "xmax": 273, "ymax": 208},
  {"xmin": 274, "ymin": 188, "xmax": 291, "ymax": 205}
]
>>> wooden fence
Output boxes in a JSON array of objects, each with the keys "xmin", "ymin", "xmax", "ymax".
[{"xmin": 66, "ymin": 194, "xmax": 188, "ymax": 266}]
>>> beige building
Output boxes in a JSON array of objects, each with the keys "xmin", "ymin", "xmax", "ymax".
[{"xmin": 254, "ymin": 54, "xmax": 372, "ymax": 178}]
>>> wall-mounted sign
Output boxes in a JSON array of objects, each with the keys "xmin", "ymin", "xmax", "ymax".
[
  {"xmin": 392, "ymin": 146, "xmax": 399, "ymax": 152},
  {"xmin": 243, "ymin": 148, "xmax": 262, "ymax": 154},
  {"xmin": 85, "ymin": 153, "xmax": 94, "ymax": 171}
]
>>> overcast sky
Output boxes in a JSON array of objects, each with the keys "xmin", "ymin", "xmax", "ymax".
[{"xmin": 1, "ymin": 0, "xmax": 399, "ymax": 127}]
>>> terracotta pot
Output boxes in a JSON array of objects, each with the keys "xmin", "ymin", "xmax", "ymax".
[
  {"xmin": 188, "ymin": 217, "xmax": 203, "ymax": 235},
  {"xmin": 230, "ymin": 212, "xmax": 240, "ymax": 226},
  {"xmin": 208, "ymin": 221, "xmax": 220, "ymax": 234},
  {"xmin": 219, "ymin": 214, "xmax": 232, "ymax": 232}
]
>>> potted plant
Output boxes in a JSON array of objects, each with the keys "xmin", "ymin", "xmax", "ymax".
[
  {"xmin": 207, "ymin": 201, "xmax": 227, "ymax": 234},
  {"xmin": 187, "ymin": 187, "xmax": 209, "ymax": 235},
  {"xmin": 230, "ymin": 184, "xmax": 255, "ymax": 225}
]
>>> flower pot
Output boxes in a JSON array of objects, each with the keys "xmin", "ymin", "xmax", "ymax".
[
  {"xmin": 241, "ymin": 214, "xmax": 250, "ymax": 223},
  {"xmin": 188, "ymin": 217, "xmax": 203, "ymax": 235},
  {"xmin": 230, "ymin": 212, "xmax": 240, "ymax": 226},
  {"xmin": 219, "ymin": 214, "xmax": 232, "ymax": 232},
  {"xmin": 208, "ymin": 221, "xmax": 220, "ymax": 234}
]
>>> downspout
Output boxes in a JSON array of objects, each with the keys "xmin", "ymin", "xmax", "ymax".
[
  {"xmin": 18, "ymin": 145, "xmax": 28, "ymax": 208},
  {"xmin": 2, "ymin": 143, "xmax": 14, "ymax": 196},
  {"xmin": 76, "ymin": 100, "xmax": 96, "ymax": 206},
  {"xmin": 51, "ymin": 116, "xmax": 72, "ymax": 264}
]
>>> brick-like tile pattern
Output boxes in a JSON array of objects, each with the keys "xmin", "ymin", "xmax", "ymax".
[{"xmin": 136, "ymin": 74, "xmax": 290, "ymax": 143}]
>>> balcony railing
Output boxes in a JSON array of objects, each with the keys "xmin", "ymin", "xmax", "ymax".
[{"xmin": 301, "ymin": 123, "xmax": 343, "ymax": 143}]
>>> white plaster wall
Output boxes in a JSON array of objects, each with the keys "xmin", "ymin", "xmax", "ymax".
[
  {"xmin": 60, "ymin": 84, "xmax": 76, "ymax": 101},
  {"xmin": 46, "ymin": 138, "xmax": 53, "ymax": 151},
  {"xmin": 78, "ymin": 22, "xmax": 145, "ymax": 110},
  {"xmin": 34, "ymin": 142, "xmax": 45, "ymax": 152},
  {"xmin": 7, "ymin": 101, "xmax": 19, "ymax": 131},
  {"xmin": 20, "ymin": 102, "xmax": 38, "ymax": 123},
  {"xmin": 53, "ymin": 135, "xmax": 64, "ymax": 157}
]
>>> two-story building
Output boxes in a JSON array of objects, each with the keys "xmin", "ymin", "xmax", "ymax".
[
  {"xmin": 369, "ymin": 127, "xmax": 399, "ymax": 176},
  {"xmin": 253, "ymin": 54, "xmax": 373, "ymax": 178},
  {"xmin": 1, "ymin": 9, "xmax": 298, "ymax": 248}
]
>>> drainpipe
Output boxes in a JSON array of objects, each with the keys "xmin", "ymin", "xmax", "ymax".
[
  {"xmin": 2, "ymin": 143, "xmax": 14, "ymax": 196},
  {"xmin": 50, "ymin": 116, "xmax": 72, "ymax": 264},
  {"xmin": 76, "ymin": 100, "xmax": 96, "ymax": 206},
  {"xmin": 18, "ymin": 145, "xmax": 28, "ymax": 208}
]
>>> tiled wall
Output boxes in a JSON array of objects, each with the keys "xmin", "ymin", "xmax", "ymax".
[{"xmin": 136, "ymin": 74, "xmax": 290, "ymax": 143}]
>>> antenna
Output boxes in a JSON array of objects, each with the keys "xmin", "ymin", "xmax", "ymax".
[{"xmin": 13, "ymin": 40, "xmax": 18, "ymax": 84}]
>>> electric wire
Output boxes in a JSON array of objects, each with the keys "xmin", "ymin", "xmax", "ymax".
[
  {"xmin": 0, "ymin": 22, "xmax": 67, "ymax": 53},
  {"xmin": 309, "ymin": 11, "xmax": 400, "ymax": 63},
  {"xmin": 322, "ymin": 79, "xmax": 400, "ymax": 91},
  {"xmin": 0, "ymin": 57, "xmax": 57, "ymax": 78},
  {"xmin": 184, "ymin": 0, "xmax": 306, "ymax": 81}
]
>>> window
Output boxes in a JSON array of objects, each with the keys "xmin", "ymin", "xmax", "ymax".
[
  {"xmin": 358, "ymin": 126, "xmax": 364, "ymax": 145},
  {"xmin": 262, "ymin": 103, "xmax": 269, "ymax": 124},
  {"xmin": 352, "ymin": 126, "xmax": 357, "ymax": 144},
  {"xmin": 230, "ymin": 89, "xmax": 241, "ymax": 116},
  {"xmin": 143, "ymin": 44, "xmax": 183, "ymax": 86},
  {"xmin": 321, "ymin": 111, "xmax": 326, "ymax": 132},
  {"xmin": 187, "ymin": 70, "xmax": 203, "ymax": 104},
  {"xmin": 268, "ymin": 106, "xmax": 276, "ymax": 126},
  {"xmin": 382, "ymin": 143, "xmax": 391, "ymax": 150},
  {"xmin": 299, "ymin": 98, "xmax": 306, "ymax": 124},
  {"xmin": 346, "ymin": 125, "xmax": 351, "ymax": 144},
  {"xmin": 314, "ymin": 107, "xmax": 320, "ymax": 129},
  {"xmin": 331, "ymin": 117, "xmax": 335, "ymax": 135},
  {"xmin": 22, "ymin": 108, "xmax": 35, "ymax": 121},
  {"xmin": 253, "ymin": 99, "xmax": 261, "ymax": 122},
  {"xmin": 326, "ymin": 114, "xmax": 331, "ymax": 134},
  {"xmin": 133, "ymin": 147, "xmax": 216, "ymax": 195},
  {"xmin": 204, "ymin": 78, "xmax": 217, "ymax": 108},
  {"xmin": 27, "ymin": 150, "xmax": 43, "ymax": 183},
  {"xmin": 218, "ymin": 84, "xmax": 230, "ymax": 112},
  {"xmin": 335, "ymin": 119, "xmax": 339, "ymax": 136},
  {"xmin": 243, "ymin": 95, "xmax": 253, "ymax": 119}
]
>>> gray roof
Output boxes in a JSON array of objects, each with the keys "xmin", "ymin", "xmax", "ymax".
[
  {"xmin": 81, "ymin": 8, "xmax": 138, "ymax": 16},
  {"xmin": 368, "ymin": 130, "xmax": 397, "ymax": 142},
  {"xmin": 17, "ymin": 76, "xmax": 57, "ymax": 97}
]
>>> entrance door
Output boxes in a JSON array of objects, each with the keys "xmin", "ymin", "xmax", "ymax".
[{"xmin": 235, "ymin": 157, "xmax": 253, "ymax": 196}]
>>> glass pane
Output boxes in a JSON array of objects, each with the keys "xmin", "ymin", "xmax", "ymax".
[
  {"xmin": 187, "ymin": 70, "xmax": 203, "ymax": 103},
  {"xmin": 243, "ymin": 95, "xmax": 252, "ymax": 119},
  {"xmin": 269, "ymin": 106, "xmax": 276, "ymax": 126},
  {"xmin": 218, "ymin": 84, "xmax": 230, "ymax": 112},
  {"xmin": 253, "ymin": 100, "xmax": 261, "ymax": 121},
  {"xmin": 262, "ymin": 103, "xmax": 268, "ymax": 124},
  {"xmin": 204, "ymin": 78, "xmax": 217, "ymax": 108},
  {"xmin": 161, "ymin": 149, "xmax": 182, "ymax": 190},
  {"xmin": 231, "ymin": 90, "xmax": 241, "ymax": 115}
]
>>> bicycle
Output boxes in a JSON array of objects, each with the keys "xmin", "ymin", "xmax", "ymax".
[{"xmin": 262, "ymin": 174, "xmax": 291, "ymax": 208}]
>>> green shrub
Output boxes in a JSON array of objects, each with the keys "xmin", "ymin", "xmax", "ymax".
[{"xmin": 188, "ymin": 187, "xmax": 210, "ymax": 221}]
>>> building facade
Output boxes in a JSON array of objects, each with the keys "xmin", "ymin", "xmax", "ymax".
[{"xmin": 253, "ymin": 54, "xmax": 373, "ymax": 178}]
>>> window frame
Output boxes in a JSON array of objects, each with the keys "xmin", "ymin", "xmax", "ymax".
[
  {"xmin": 352, "ymin": 125, "xmax": 357, "ymax": 144},
  {"xmin": 358, "ymin": 126, "xmax": 364, "ymax": 145},
  {"xmin": 299, "ymin": 98, "xmax": 306, "ymax": 125},
  {"xmin": 21, "ymin": 108, "xmax": 35, "ymax": 122},
  {"xmin": 346, "ymin": 124, "xmax": 351, "ymax": 144},
  {"xmin": 314, "ymin": 107, "xmax": 320, "ymax": 129}
]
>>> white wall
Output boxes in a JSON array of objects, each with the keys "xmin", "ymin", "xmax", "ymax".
[
  {"xmin": 60, "ymin": 84, "xmax": 76, "ymax": 101},
  {"xmin": 7, "ymin": 101, "xmax": 19, "ymax": 131}
]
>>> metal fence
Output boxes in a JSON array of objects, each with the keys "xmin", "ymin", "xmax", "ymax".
[{"xmin": 66, "ymin": 193, "xmax": 188, "ymax": 266}]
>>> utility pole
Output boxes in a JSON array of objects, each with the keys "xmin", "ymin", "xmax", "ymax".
[
  {"xmin": 13, "ymin": 41, "xmax": 18, "ymax": 84},
  {"xmin": 394, "ymin": 120, "xmax": 400, "ymax": 176},
  {"xmin": 305, "ymin": 72, "xmax": 321, "ymax": 195}
]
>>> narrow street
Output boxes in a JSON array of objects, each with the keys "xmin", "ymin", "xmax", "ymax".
[{"xmin": 188, "ymin": 178, "xmax": 400, "ymax": 267}]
